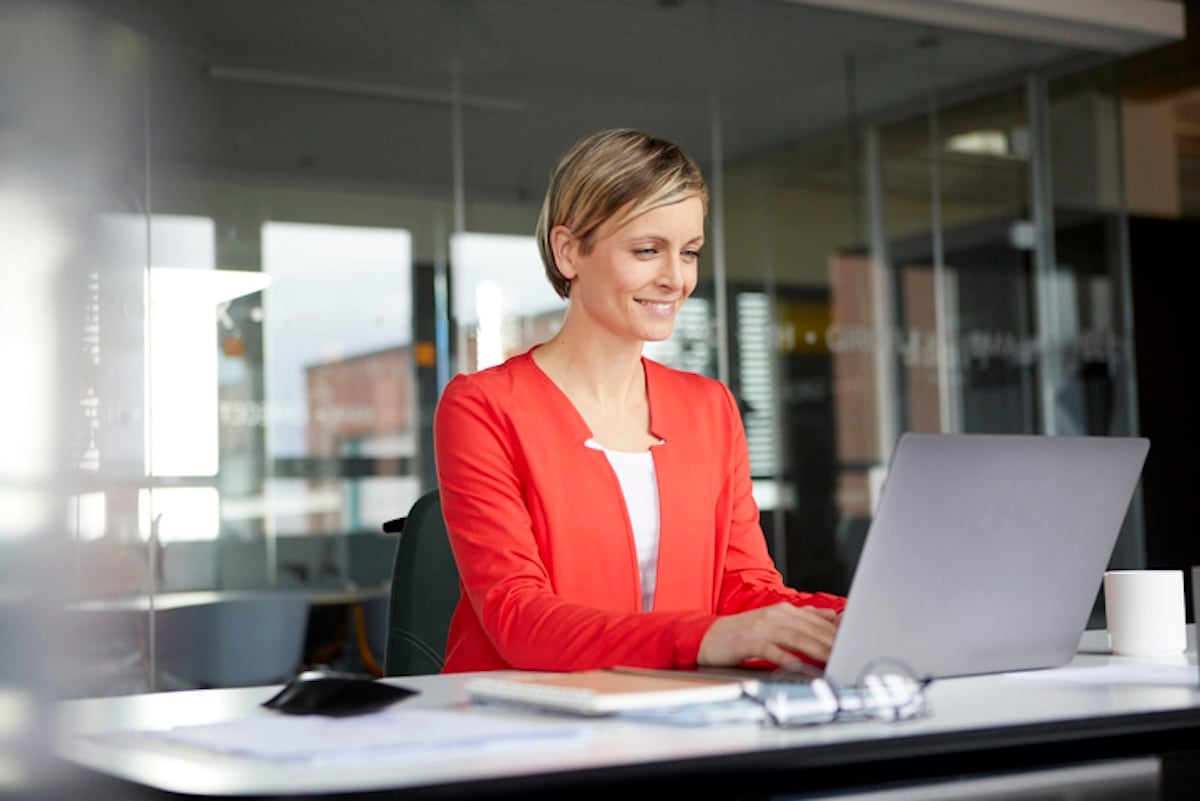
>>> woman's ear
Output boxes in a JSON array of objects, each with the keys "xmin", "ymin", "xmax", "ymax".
[{"xmin": 550, "ymin": 225, "xmax": 579, "ymax": 280}]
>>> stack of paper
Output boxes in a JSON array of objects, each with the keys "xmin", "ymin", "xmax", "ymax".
[{"xmin": 92, "ymin": 706, "xmax": 590, "ymax": 765}]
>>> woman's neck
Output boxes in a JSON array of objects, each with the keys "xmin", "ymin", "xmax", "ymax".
[
  {"xmin": 535, "ymin": 335, "xmax": 656, "ymax": 451},
  {"xmin": 530, "ymin": 307, "xmax": 661, "ymax": 451},
  {"xmin": 533, "ymin": 330, "xmax": 645, "ymax": 413}
]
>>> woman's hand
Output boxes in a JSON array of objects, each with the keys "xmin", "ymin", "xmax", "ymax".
[{"xmin": 697, "ymin": 602, "xmax": 840, "ymax": 668}]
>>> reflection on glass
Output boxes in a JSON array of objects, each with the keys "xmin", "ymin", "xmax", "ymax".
[
  {"xmin": 0, "ymin": 191, "xmax": 64, "ymax": 539},
  {"xmin": 138, "ymin": 487, "xmax": 219, "ymax": 543},
  {"xmin": 260, "ymin": 222, "xmax": 415, "ymax": 540},
  {"xmin": 474, "ymin": 281, "xmax": 506, "ymax": 371},
  {"xmin": 67, "ymin": 492, "xmax": 106, "ymax": 543},
  {"xmin": 148, "ymin": 267, "xmax": 271, "ymax": 478},
  {"xmin": 736, "ymin": 293, "xmax": 779, "ymax": 477},
  {"xmin": 451, "ymin": 232, "xmax": 565, "ymax": 372}
]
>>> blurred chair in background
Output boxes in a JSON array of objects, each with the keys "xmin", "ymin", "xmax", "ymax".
[{"xmin": 155, "ymin": 593, "xmax": 309, "ymax": 689}]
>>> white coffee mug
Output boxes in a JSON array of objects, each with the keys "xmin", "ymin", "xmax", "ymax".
[{"xmin": 1103, "ymin": 569, "xmax": 1187, "ymax": 656}]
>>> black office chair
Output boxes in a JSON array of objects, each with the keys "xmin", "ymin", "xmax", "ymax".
[{"xmin": 380, "ymin": 489, "xmax": 460, "ymax": 676}]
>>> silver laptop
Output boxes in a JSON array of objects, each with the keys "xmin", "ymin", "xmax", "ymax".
[{"xmin": 823, "ymin": 432, "xmax": 1149, "ymax": 686}]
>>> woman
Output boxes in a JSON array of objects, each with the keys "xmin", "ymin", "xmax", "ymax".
[{"xmin": 434, "ymin": 128, "xmax": 844, "ymax": 673}]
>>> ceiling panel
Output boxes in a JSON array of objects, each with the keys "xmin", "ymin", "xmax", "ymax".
[{"xmin": 83, "ymin": 0, "xmax": 1089, "ymax": 201}]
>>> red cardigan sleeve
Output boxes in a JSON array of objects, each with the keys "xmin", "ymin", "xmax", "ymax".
[{"xmin": 434, "ymin": 372, "xmax": 717, "ymax": 671}]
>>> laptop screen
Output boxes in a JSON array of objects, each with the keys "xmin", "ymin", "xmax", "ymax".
[{"xmin": 823, "ymin": 433, "xmax": 1149, "ymax": 685}]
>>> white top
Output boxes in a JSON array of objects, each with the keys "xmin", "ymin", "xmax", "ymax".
[{"xmin": 585, "ymin": 439, "xmax": 660, "ymax": 612}]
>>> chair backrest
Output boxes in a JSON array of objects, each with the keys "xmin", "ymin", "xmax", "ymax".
[{"xmin": 382, "ymin": 489, "xmax": 460, "ymax": 676}]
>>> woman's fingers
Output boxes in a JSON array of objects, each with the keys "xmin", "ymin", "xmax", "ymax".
[
  {"xmin": 760, "ymin": 642, "xmax": 802, "ymax": 670},
  {"xmin": 698, "ymin": 602, "xmax": 841, "ymax": 667},
  {"xmin": 769, "ymin": 605, "xmax": 836, "ymax": 661}
]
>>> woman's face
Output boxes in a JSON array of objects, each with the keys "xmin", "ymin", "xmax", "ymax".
[{"xmin": 555, "ymin": 195, "xmax": 705, "ymax": 345}]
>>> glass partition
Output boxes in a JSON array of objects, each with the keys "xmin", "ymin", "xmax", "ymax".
[{"xmin": 15, "ymin": 0, "xmax": 1137, "ymax": 699}]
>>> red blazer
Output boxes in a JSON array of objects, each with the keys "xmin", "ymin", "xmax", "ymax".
[{"xmin": 433, "ymin": 349, "xmax": 845, "ymax": 673}]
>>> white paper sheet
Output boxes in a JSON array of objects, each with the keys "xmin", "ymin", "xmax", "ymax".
[{"xmin": 93, "ymin": 706, "xmax": 590, "ymax": 765}]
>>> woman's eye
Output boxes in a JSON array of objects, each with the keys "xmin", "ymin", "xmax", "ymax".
[
  {"xmin": 683, "ymin": 249, "xmax": 701, "ymax": 260},
  {"xmin": 634, "ymin": 247, "xmax": 657, "ymax": 257}
]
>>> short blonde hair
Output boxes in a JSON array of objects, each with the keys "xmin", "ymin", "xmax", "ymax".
[{"xmin": 536, "ymin": 128, "xmax": 707, "ymax": 299}]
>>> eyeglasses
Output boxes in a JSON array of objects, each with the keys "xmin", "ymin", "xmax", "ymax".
[{"xmin": 744, "ymin": 658, "xmax": 933, "ymax": 728}]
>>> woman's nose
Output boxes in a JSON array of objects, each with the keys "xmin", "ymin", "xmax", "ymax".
[{"xmin": 658, "ymin": 253, "xmax": 686, "ymax": 288}]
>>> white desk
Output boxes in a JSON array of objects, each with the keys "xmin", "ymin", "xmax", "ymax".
[{"xmin": 53, "ymin": 632, "xmax": 1200, "ymax": 800}]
